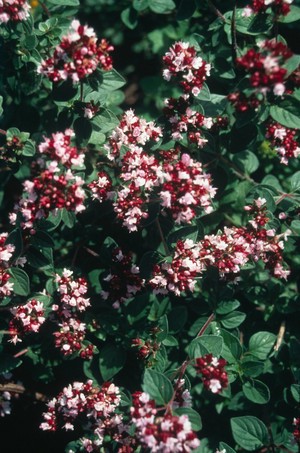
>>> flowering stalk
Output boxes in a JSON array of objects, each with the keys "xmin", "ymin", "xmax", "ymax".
[{"xmin": 166, "ymin": 313, "xmax": 215, "ymax": 413}]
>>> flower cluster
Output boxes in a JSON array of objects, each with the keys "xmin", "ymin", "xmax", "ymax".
[
  {"xmin": 163, "ymin": 96, "xmax": 213, "ymax": 147},
  {"xmin": 104, "ymin": 109, "xmax": 162, "ymax": 162},
  {"xmin": 10, "ymin": 130, "xmax": 86, "ymax": 231},
  {"xmin": 101, "ymin": 247, "xmax": 144, "ymax": 309},
  {"xmin": 0, "ymin": 233, "xmax": 15, "ymax": 300},
  {"xmin": 172, "ymin": 379, "xmax": 192, "ymax": 409},
  {"xmin": 293, "ymin": 417, "xmax": 300, "ymax": 443},
  {"xmin": 38, "ymin": 20, "xmax": 114, "ymax": 83},
  {"xmin": 163, "ymin": 41, "xmax": 211, "ymax": 96},
  {"xmin": 228, "ymin": 92, "xmax": 261, "ymax": 112},
  {"xmin": 52, "ymin": 269, "xmax": 93, "ymax": 359},
  {"xmin": 265, "ymin": 120, "xmax": 300, "ymax": 164},
  {"xmin": 88, "ymin": 171, "xmax": 114, "ymax": 203},
  {"xmin": 38, "ymin": 129, "xmax": 84, "ymax": 168},
  {"xmin": 8, "ymin": 299, "xmax": 46, "ymax": 345},
  {"xmin": 195, "ymin": 354, "xmax": 228, "ymax": 394},
  {"xmin": 159, "ymin": 152, "xmax": 216, "ymax": 223},
  {"xmin": 130, "ymin": 391, "xmax": 200, "ymax": 452},
  {"xmin": 150, "ymin": 239, "xmax": 204, "ymax": 296},
  {"xmin": 246, "ymin": 0, "xmax": 293, "ymax": 16},
  {"xmin": 150, "ymin": 199, "xmax": 290, "ymax": 295},
  {"xmin": 0, "ymin": 0, "xmax": 30, "ymax": 23},
  {"xmin": 40, "ymin": 380, "xmax": 121, "ymax": 432},
  {"xmin": 236, "ymin": 39, "xmax": 293, "ymax": 96}
]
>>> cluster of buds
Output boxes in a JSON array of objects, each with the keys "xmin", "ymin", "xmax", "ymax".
[
  {"xmin": 195, "ymin": 354, "xmax": 228, "ymax": 394},
  {"xmin": 38, "ymin": 20, "xmax": 114, "ymax": 83},
  {"xmin": 40, "ymin": 380, "xmax": 121, "ymax": 432},
  {"xmin": 10, "ymin": 129, "xmax": 86, "ymax": 231},
  {"xmin": 130, "ymin": 391, "xmax": 200, "ymax": 452},
  {"xmin": 0, "ymin": 233, "xmax": 15, "ymax": 300},
  {"xmin": 228, "ymin": 92, "xmax": 261, "ymax": 112},
  {"xmin": 163, "ymin": 96, "xmax": 213, "ymax": 147},
  {"xmin": 163, "ymin": 41, "xmax": 211, "ymax": 96},
  {"xmin": 159, "ymin": 152, "xmax": 217, "ymax": 224},
  {"xmin": 293, "ymin": 417, "xmax": 300, "ymax": 443},
  {"xmin": 0, "ymin": 0, "xmax": 30, "ymax": 23},
  {"xmin": 8, "ymin": 299, "xmax": 46, "ymax": 345},
  {"xmin": 150, "ymin": 198, "xmax": 290, "ymax": 295},
  {"xmin": 236, "ymin": 39, "xmax": 293, "ymax": 96},
  {"xmin": 265, "ymin": 121, "xmax": 300, "ymax": 164},
  {"xmin": 245, "ymin": 0, "xmax": 293, "ymax": 16},
  {"xmin": 38, "ymin": 129, "xmax": 85, "ymax": 168},
  {"xmin": 131, "ymin": 326, "xmax": 163, "ymax": 362},
  {"xmin": 104, "ymin": 109, "xmax": 162, "ymax": 162},
  {"xmin": 101, "ymin": 247, "xmax": 144, "ymax": 309},
  {"xmin": 52, "ymin": 269, "xmax": 93, "ymax": 359}
]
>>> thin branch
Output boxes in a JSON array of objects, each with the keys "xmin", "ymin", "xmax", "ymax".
[
  {"xmin": 231, "ymin": 2, "xmax": 238, "ymax": 64},
  {"xmin": 206, "ymin": 0, "xmax": 226, "ymax": 21},
  {"xmin": 155, "ymin": 218, "xmax": 171, "ymax": 256}
]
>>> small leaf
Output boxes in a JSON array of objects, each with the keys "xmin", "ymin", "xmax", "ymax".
[
  {"xmin": 290, "ymin": 171, "xmax": 300, "ymax": 192},
  {"xmin": 48, "ymin": 0, "xmax": 79, "ymax": 5},
  {"xmin": 233, "ymin": 151, "xmax": 259, "ymax": 174},
  {"xmin": 220, "ymin": 329, "xmax": 242, "ymax": 363},
  {"xmin": 8, "ymin": 268, "xmax": 30, "ymax": 296},
  {"xmin": 270, "ymin": 97, "xmax": 300, "ymax": 129},
  {"xmin": 219, "ymin": 442, "xmax": 236, "ymax": 453},
  {"xmin": 121, "ymin": 7, "xmax": 138, "ymax": 29},
  {"xmin": 216, "ymin": 300, "xmax": 240, "ymax": 315},
  {"xmin": 248, "ymin": 331, "xmax": 276, "ymax": 360},
  {"xmin": 291, "ymin": 384, "xmax": 300, "ymax": 403},
  {"xmin": 242, "ymin": 379, "xmax": 270, "ymax": 404},
  {"xmin": 187, "ymin": 335, "xmax": 223, "ymax": 359},
  {"xmin": 231, "ymin": 416, "xmax": 268, "ymax": 451},
  {"xmin": 99, "ymin": 344, "xmax": 126, "ymax": 380},
  {"xmin": 278, "ymin": 5, "xmax": 300, "ymax": 23},
  {"xmin": 220, "ymin": 311, "xmax": 246, "ymax": 329},
  {"xmin": 149, "ymin": 0, "xmax": 176, "ymax": 13},
  {"xmin": 142, "ymin": 369, "xmax": 173, "ymax": 405}
]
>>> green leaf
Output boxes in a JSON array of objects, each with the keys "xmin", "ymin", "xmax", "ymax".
[
  {"xmin": 242, "ymin": 379, "xmax": 270, "ymax": 404},
  {"xmin": 22, "ymin": 140, "xmax": 36, "ymax": 157},
  {"xmin": 149, "ymin": 0, "xmax": 176, "ymax": 13},
  {"xmin": 6, "ymin": 228, "xmax": 23, "ymax": 260},
  {"xmin": 241, "ymin": 358, "xmax": 264, "ymax": 378},
  {"xmin": 162, "ymin": 335, "xmax": 179, "ymax": 346},
  {"xmin": 187, "ymin": 335, "xmax": 223, "ymax": 359},
  {"xmin": 220, "ymin": 311, "xmax": 246, "ymax": 329},
  {"xmin": 174, "ymin": 407, "xmax": 202, "ymax": 431},
  {"xmin": 231, "ymin": 416, "xmax": 268, "ymax": 451},
  {"xmin": 278, "ymin": 5, "xmax": 300, "ymax": 23},
  {"xmin": 248, "ymin": 331, "xmax": 276, "ymax": 360},
  {"xmin": 219, "ymin": 442, "xmax": 236, "ymax": 453},
  {"xmin": 133, "ymin": 0, "xmax": 149, "ymax": 11},
  {"xmin": 270, "ymin": 97, "xmax": 300, "ymax": 129},
  {"xmin": 8, "ymin": 268, "xmax": 30, "ymax": 296},
  {"xmin": 61, "ymin": 208, "xmax": 76, "ymax": 228},
  {"xmin": 291, "ymin": 384, "xmax": 300, "ymax": 403},
  {"xmin": 233, "ymin": 151, "xmax": 259, "ymax": 174},
  {"xmin": 290, "ymin": 171, "xmax": 300, "ymax": 192},
  {"xmin": 121, "ymin": 7, "xmax": 138, "ymax": 29},
  {"xmin": 100, "ymin": 69, "xmax": 126, "ymax": 91},
  {"xmin": 143, "ymin": 369, "xmax": 173, "ymax": 405},
  {"xmin": 99, "ymin": 344, "xmax": 126, "ymax": 380},
  {"xmin": 220, "ymin": 329, "xmax": 242, "ymax": 363},
  {"xmin": 48, "ymin": 0, "xmax": 79, "ymax": 5},
  {"xmin": 216, "ymin": 300, "xmax": 240, "ymax": 315}
]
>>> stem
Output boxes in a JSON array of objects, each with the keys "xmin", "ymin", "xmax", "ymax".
[
  {"xmin": 206, "ymin": 0, "xmax": 226, "ymax": 21},
  {"xmin": 155, "ymin": 218, "xmax": 170, "ymax": 256},
  {"xmin": 80, "ymin": 81, "xmax": 84, "ymax": 102},
  {"xmin": 39, "ymin": 2, "xmax": 51, "ymax": 17},
  {"xmin": 231, "ymin": 2, "xmax": 238, "ymax": 64},
  {"xmin": 0, "ymin": 129, "xmax": 7, "ymax": 135},
  {"xmin": 14, "ymin": 348, "xmax": 28, "ymax": 358},
  {"xmin": 166, "ymin": 313, "xmax": 215, "ymax": 413}
]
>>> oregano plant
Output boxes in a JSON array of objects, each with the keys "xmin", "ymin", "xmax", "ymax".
[{"xmin": 0, "ymin": 0, "xmax": 300, "ymax": 452}]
